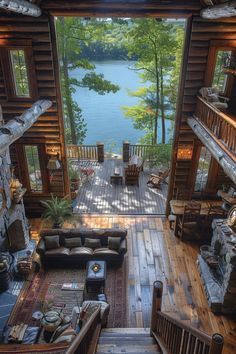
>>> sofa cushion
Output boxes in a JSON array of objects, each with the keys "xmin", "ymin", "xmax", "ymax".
[
  {"xmin": 108, "ymin": 237, "xmax": 121, "ymax": 251},
  {"xmin": 70, "ymin": 247, "xmax": 93, "ymax": 255},
  {"xmin": 93, "ymin": 247, "xmax": 119, "ymax": 255},
  {"xmin": 64, "ymin": 237, "xmax": 82, "ymax": 248},
  {"xmin": 45, "ymin": 235, "xmax": 60, "ymax": 250},
  {"xmin": 45, "ymin": 247, "xmax": 70, "ymax": 256},
  {"xmin": 84, "ymin": 238, "xmax": 101, "ymax": 249},
  {"xmin": 53, "ymin": 326, "xmax": 76, "ymax": 343}
]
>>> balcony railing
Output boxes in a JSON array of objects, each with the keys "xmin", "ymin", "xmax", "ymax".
[
  {"xmin": 194, "ymin": 96, "xmax": 236, "ymax": 156},
  {"xmin": 66, "ymin": 143, "xmax": 104, "ymax": 162}
]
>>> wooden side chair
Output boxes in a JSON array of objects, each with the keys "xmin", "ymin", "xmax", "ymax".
[
  {"xmin": 177, "ymin": 201, "xmax": 201, "ymax": 240},
  {"xmin": 147, "ymin": 168, "xmax": 170, "ymax": 189},
  {"xmin": 203, "ymin": 204, "xmax": 227, "ymax": 232},
  {"xmin": 125, "ymin": 164, "xmax": 140, "ymax": 186}
]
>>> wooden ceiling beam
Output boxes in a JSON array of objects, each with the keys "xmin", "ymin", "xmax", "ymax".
[
  {"xmin": 201, "ymin": 1, "xmax": 236, "ymax": 19},
  {"xmin": 0, "ymin": 0, "xmax": 42, "ymax": 17}
]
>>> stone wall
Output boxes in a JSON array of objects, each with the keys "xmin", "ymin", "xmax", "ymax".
[{"xmin": 0, "ymin": 108, "xmax": 29, "ymax": 251}]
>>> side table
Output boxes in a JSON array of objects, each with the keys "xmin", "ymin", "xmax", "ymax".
[{"xmin": 86, "ymin": 260, "xmax": 106, "ymax": 293}]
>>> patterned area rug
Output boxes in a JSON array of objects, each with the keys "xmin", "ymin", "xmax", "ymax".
[{"xmin": 8, "ymin": 260, "xmax": 127, "ymax": 328}]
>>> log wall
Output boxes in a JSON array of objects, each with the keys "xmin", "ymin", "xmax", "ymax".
[
  {"xmin": 0, "ymin": 13, "xmax": 69, "ymax": 215},
  {"xmin": 168, "ymin": 16, "xmax": 236, "ymax": 207}
]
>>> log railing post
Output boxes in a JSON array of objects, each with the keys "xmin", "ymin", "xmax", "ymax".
[
  {"xmin": 96, "ymin": 142, "xmax": 104, "ymax": 163},
  {"xmin": 209, "ymin": 333, "xmax": 224, "ymax": 354},
  {"xmin": 123, "ymin": 140, "xmax": 130, "ymax": 162},
  {"xmin": 150, "ymin": 281, "xmax": 163, "ymax": 336}
]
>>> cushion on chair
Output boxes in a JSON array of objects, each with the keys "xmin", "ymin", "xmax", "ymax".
[
  {"xmin": 70, "ymin": 247, "xmax": 93, "ymax": 255},
  {"xmin": 84, "ymin": 238, "xmax": 101, "ymax": 249},
  {"xmin": 108, "ymin": 237, "xmax": 121, "ymax": 251},
  {"xmin": 45, "ymin": 235, "xmax": 60, "ymax": 250},
  {"xmin": 64, "ymin": 238, "xmax": 82, "ymax": 248},
  {"xmin": 45, "ymin": 247, "xmax": 70, "ymax": 256}
]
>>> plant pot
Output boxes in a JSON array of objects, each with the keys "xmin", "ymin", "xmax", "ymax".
[{"xmin": 53, "ymin": 222, "xmax": 62, "ymax": 229}]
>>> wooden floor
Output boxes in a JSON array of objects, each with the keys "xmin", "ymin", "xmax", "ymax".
[
  {"xmin": 73, "ymin": 159, "xmax": 167, "ymax": 214},
  {"xmin": 30, "ymin": 215, "xmax": 236, "ymax": 354}
]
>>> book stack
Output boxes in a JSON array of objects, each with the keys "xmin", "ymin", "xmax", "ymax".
[{"xmin": 17, "ymin": 256, "xmax": 32, "ymax": 275}]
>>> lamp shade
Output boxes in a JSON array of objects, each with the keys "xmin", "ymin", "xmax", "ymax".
[{"xmin": 47, "ymin": 157, "xmax": 61, "ymax": 170}]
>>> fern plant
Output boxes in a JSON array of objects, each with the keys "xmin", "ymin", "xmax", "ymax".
[{"xmin": 41, "ymin": 194, "xmax": 72, "ymax": 228}]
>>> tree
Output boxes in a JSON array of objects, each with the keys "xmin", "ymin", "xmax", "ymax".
[
  {"xmin": 56, "ymin": 17, "xmax": 120, "ymax": 145},
  {"xmin": 123, "ymin": 19, "xmax": 183, "ymax": 144}
]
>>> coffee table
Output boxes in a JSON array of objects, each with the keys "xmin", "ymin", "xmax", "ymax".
[
  {"xmin": 86, "ymin": 260, "xmax": 106, "ymax": 293},
  {"xmin": 110, "ymin": 167, "xmax": 123, "ymax": 185}
]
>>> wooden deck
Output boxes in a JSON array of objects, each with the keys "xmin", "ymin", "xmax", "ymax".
[
  {"xmin": 30, "ymin": 215, "xmax": 236, "ymax": 354},
  {"xmin": 73, "ymin": 159, "xmax": 168, "ymax": 214}
]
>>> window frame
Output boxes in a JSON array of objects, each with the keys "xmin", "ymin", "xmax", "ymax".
[
  {"xmin": 0, "ymin": 39, "xmax": 38, "ymax": 101},
  {"xmin": 205, "ymin": 40, "xmax": 236, "ymax": 97}
]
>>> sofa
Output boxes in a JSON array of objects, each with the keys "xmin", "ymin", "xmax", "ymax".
[{"xmin": 36, "ymin": 227, "xmax": 127, "ymax": 267}]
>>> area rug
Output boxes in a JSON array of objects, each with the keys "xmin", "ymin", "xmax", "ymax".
[{"xmin": 8, "ymin": 260, "xmax": 127, "ymax": 329}]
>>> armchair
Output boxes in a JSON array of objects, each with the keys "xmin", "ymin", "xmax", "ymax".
[{"xmin": 199, "ymin": 87, "xmax": 229, "ymax": 111}]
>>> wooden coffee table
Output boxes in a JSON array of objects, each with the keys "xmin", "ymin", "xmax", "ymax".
[{"xmin": 110, "ymin": 167, "xmax": 123, "ymax": 185}]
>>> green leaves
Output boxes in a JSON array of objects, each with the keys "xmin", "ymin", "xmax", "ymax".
[
  {"xmin": 80, "ymin": 72, "xmax": 119, "ymax": 94},
  {"xmin": 41, "ymin": 195, "xmax": 72, "ymax": 225}
]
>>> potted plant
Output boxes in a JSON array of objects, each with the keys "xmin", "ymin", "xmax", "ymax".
[
  {"xmin": 68, "ymin": 165, "xmax": 81, "ymax": 191},
  {"xmin": 41, "ymin": 194, "xmax": 72, "ymax": 228}
]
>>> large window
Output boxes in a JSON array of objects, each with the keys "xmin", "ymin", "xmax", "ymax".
[
  {"xmin": 212, "ymin": 50, "xmax": 232, "ymax": 93},
  {"xmin": 194, "ymin": 147, "xmax": 211, "ymax": 193},
  {"xmin": 25, "ymin": 145, "xmax": 43, "ymax": 192},
  {"xmin": 10, "ymin": 49, "xmax": 30, "ymax": 97}
]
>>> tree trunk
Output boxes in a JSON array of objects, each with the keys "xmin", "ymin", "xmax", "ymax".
[
  {"xmin": 160, "ymin": 65, "xmax": 166, "ymax": 144},
  {"xmin": 154, "ymin": 50, "xmax": 159, "ymax": 145},
  {"xmin": 59, "ymin": 18, "xmax": 77, "ymax": 145}
]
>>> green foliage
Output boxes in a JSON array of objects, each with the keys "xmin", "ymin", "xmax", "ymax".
[
  {"xmin": 148, "ymin": 144, "xmax": 172, "ymax": 168},
  {"xmin": 68, "ymin": 164, "xmax": 81, "ymax": 180},
  {"xmin": 41, "ymin": 194, "xmax": 72, "ymax": 226},
  {"xmin": 55, "ymin": 17, "xmax": 120, "ymax": 145},
  {"xmin": 123, "ymin": 19, "xmax": 184, "ymax": 144}
]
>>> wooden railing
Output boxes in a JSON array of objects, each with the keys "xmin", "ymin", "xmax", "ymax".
[
  {"xmin": 194, "ymin": 96, "xmax": 236, "ymax": 155},
  {"xmin": 123, "ymin": 141, "xmax": 165, "ymax": 162},
  {"xmin": 66, "ymin": 143, "xmax": 104, "ymax": 162},
  {"xmin": 66, "ymin": 306, "xmax": 101, "ymax": 354},
  {"xmin": 150, "ymin": 281, "xmax": 224, "ymax": 354}
]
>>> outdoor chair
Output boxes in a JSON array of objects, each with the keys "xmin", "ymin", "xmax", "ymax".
[
  {"xmin": 199, "ymin": 87, "xmax": 229, "ymax": 111},
  {"xmin": 176, "ymin": 201, "xmax": 201, "ymax": 240},
  {"xmin": 147, "ymin": 168, "xmax": 170, "ymax": 189},
  {"xmin": 78, "ymin": 159, "xmax": 95, "ymax": 185},
  {"xmin": 129, "ymin": 155, "xmax": 144, "ymax": 171},
  {"xmin": 125, "ymin": 164, "xmax": 141, "ymax": 186}
]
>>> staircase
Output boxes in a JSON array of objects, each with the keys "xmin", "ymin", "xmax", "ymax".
[{"xmin": 96, "ymin": 328, "xmax": 161, "ymax": 354}]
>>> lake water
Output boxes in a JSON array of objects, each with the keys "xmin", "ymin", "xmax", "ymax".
[{"xmin": 71, "ymin": 61, "xmax": 174, "ymax": 153}]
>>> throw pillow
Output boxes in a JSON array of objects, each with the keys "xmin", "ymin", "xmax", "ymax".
[
  {"xmin": 44, "ymin": 235, "xmax": 60, "ymax": 250},
  {"xmin": 53, "ymin": 326, "xmax": 76, "ymax": 343},
  {"xmin": 64, "ymin": 237, "xmax": 82, "ymax": 248},
  {"xmin": 108, "ymin": 237, "xmax": 121, "ymax": 251},
  {"xmin": 84, "ymin": 238, "xmax": 101, "ymax": 249}
]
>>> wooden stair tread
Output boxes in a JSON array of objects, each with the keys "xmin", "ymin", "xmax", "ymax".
[{"xmin": 96, "ymin": 328, "xmax": 161, "ymax": 354}]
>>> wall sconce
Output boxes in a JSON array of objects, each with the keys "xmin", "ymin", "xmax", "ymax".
[
  {"xmin": 47, "ymin": 153, "xmax": 61, "ymax": 170},
  {"xmin": 177, "ymin": 144, "xmax": 193, "ymax": 160}
]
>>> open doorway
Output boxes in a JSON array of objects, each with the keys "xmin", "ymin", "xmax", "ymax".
[{"xmin": 55, "ymin": 17, "xmax": 186, "ymax": 214}]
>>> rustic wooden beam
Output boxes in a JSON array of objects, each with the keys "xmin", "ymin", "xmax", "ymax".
[
  {"xmin": 0, "ymin": 0, "xmax": 42, "ymax": 17},
  {"xmin": 201, "ymin": 1, "xmax": 236, "ymax": 19},
  {"xmin": 187, "ymin": 117, "xmax": 236, "ymax": 184},
  {"xmin": 0, "ymin": 100, "xmax": 52, "ymax": 154}
]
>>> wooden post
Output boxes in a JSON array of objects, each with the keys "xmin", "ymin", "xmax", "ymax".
[
  {"xmin": 0, "ymin": 0, "xmax": 42, "ymax": 17},
  {"xmin": 201, "ymin": 1, "xmax": 236, "ymax": 19},
  {"xmin": 209, "ymin": 333, "xmax": 224, "ymax": 354},
  {"xmin": 96, "ymin": 142, "xmax": 104, "ymax": 163},
  {"xmin": 123, "ymin": 140, "xmax": 130, "ymax": 163},
  {"xmin": 150, "ymin": 281, "xmax": 163, "ymax": 336}
]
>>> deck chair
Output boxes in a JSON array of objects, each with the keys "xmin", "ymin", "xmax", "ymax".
[
  {"xmin": 125, "ymin": 164, "xmax": 140, "ymax": 186},
  {"xmin": 147, "ymin": 168, "xmax": 170, "ymax": 189},
  {"xmin": 177, "ymin": 201, "xmax": 201, "ymax": 240}
]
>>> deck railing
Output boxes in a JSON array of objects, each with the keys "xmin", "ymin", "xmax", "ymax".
[
  {"xmin": 66, "ymin": 143, "xmax": 104, "ymax": 162},
  {"xmin": 151, "ymin": 281, "xmax": 224, "ymax": 354},
  {"xmin": 123, "ymin": 141, "xmax": 162, "ymax": 162},
  {"xmin": 194, "ymin": 96, "xmax": 236, "ymax": 156}
]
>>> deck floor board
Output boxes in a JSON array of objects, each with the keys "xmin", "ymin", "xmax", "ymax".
[{"xmin": 73, "ymin": 159, "xmax": 167, "ymax": 214}]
